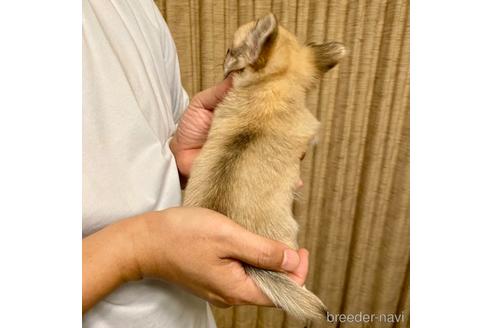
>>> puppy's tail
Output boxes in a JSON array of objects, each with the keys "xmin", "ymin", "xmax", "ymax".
[{"xmin": 245, "ymin": 266, "xmax": 327, "ymax": 321}]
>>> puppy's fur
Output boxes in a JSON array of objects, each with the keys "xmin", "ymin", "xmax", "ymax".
[{"xmin": 183, "ymin": 13, "xmax": 345, "ymax": 321}]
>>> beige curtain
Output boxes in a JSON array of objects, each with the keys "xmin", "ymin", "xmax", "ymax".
[{"xmin": 155, "ymin": 1, "xmax": 409, "ymax": 327}]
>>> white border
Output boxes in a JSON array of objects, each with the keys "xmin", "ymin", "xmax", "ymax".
[
  {"xmin": 0, "ymin": 1, "xmax": 81, "ymax": 326},
  {"xmin": 412, "ymin": 1, "xmax": 492, "ymax": 326},
  {"xmin": 0, "ymin": 0, "xmax": 491, "ymax": 326}
]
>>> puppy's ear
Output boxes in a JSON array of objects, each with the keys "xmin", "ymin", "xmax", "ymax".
[
  {"xmin": 244, "ymin": 13, "xmax": 278, "ymax": 68},
  {"xmin": 223, "ymin": 13, "xmax": 278, "ymax": 77},
  {"xmin": 308, "ymin": 41, "xmax": 346, "ymax": 73}
]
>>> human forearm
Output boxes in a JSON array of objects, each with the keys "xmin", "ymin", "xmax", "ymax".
[
  {"xmin": 82, "ymin": 215, "xmax": 144, "ymax": 313},
  {"xmin": 82, "ymin": 207, "xmax": 308, "ymax": 312}
]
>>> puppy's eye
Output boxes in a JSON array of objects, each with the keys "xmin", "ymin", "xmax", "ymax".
[{"xmin": 226, "ymin": 48, "xmax": 231, "ymax": 55}]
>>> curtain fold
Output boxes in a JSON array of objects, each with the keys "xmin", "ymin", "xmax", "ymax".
[{"xmin": 155, "ymin": 1, "xmax": 409, "ymax": 327}]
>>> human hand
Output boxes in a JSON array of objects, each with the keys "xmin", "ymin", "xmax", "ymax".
[
  {"xmin": 170, "ymin": 77, "xmax": 233, "ymax": 177},
  {"xmin": 130, "ymin": 207, "xmax": 309, "ymax": 307}
]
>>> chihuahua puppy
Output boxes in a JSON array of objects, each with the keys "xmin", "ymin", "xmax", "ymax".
[{"xmin": 183, "ymin": 13, "xmax": 345, "ymax": 320}]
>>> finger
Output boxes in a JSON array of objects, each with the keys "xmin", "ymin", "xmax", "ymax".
[
  {"xmin": 225, "ymin": 228, "xmax": 300, "ymax": 272},
  {"xmin": 286, "ymin": 248, "xmax": 309, "ymax": 286},
  {"xmin": 195, "ymin": 76, "xmax": 233, "ymax": 110},
  {"xmin": 236, "ymin": 276, "xmax": 274, "ymax": 306},
  {"xmin": 295, "ymin": 179, "xmax": 304, "ymax": 190},
  {"xmin": 215, "ymin": 260, "xmax": 273, "ymax": 306},
  {"xmin": 209, "ymin": 299, "xmax": 231, "ymax": 308},
  {"xmin": 225, "ymin": 249, "xmax": 309, "ymax": 307}
]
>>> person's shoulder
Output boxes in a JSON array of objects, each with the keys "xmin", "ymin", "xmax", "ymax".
[{"xmin": 134, "ymin": 0, "xmax": 169, "ymax": 31}]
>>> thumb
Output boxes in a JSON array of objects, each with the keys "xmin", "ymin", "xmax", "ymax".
[
  {"xmin": 226, "ymin": 227, "xmax": 301, "ymax": 272},
  {"xmin": 194, "ymin": 76, "xmax": 233, "ymax": 110}
]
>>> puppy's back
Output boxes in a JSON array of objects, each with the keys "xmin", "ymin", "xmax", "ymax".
[{"xmin": 183, "ymin": 85, "xmax": 317, "ymax": 246}]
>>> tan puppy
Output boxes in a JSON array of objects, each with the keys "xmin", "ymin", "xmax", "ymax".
[{"xmin": 183, "ymin": 13, "xmax": 345, "ymax": 320}]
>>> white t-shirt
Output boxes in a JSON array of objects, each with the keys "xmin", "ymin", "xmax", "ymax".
[{"xmin": 82, "ymin": 0, "xmax": 216, "ymax": 326}]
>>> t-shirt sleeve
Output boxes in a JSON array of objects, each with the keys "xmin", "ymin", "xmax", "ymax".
[{"xmin": 153, "ymin": 6, "xmax": 189, "ymax": 125}]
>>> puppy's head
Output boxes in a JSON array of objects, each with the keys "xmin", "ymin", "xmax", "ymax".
[{"xmin": 223, "ymin": 13, "xmax": 346, "ymax": 85}]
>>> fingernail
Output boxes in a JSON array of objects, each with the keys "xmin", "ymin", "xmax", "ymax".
[{"xmin": 281, "ymin": 249, "xmax": 300, "ymax": 271}]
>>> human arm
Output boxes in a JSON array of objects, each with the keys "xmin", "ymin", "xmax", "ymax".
[
  {"xmin": 82, "ymin": 207, "xmax": 309, "ymax": 313},
  {"xmin": 82, "ymin": 216, "xmax": 140, "ymax": 312}
]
